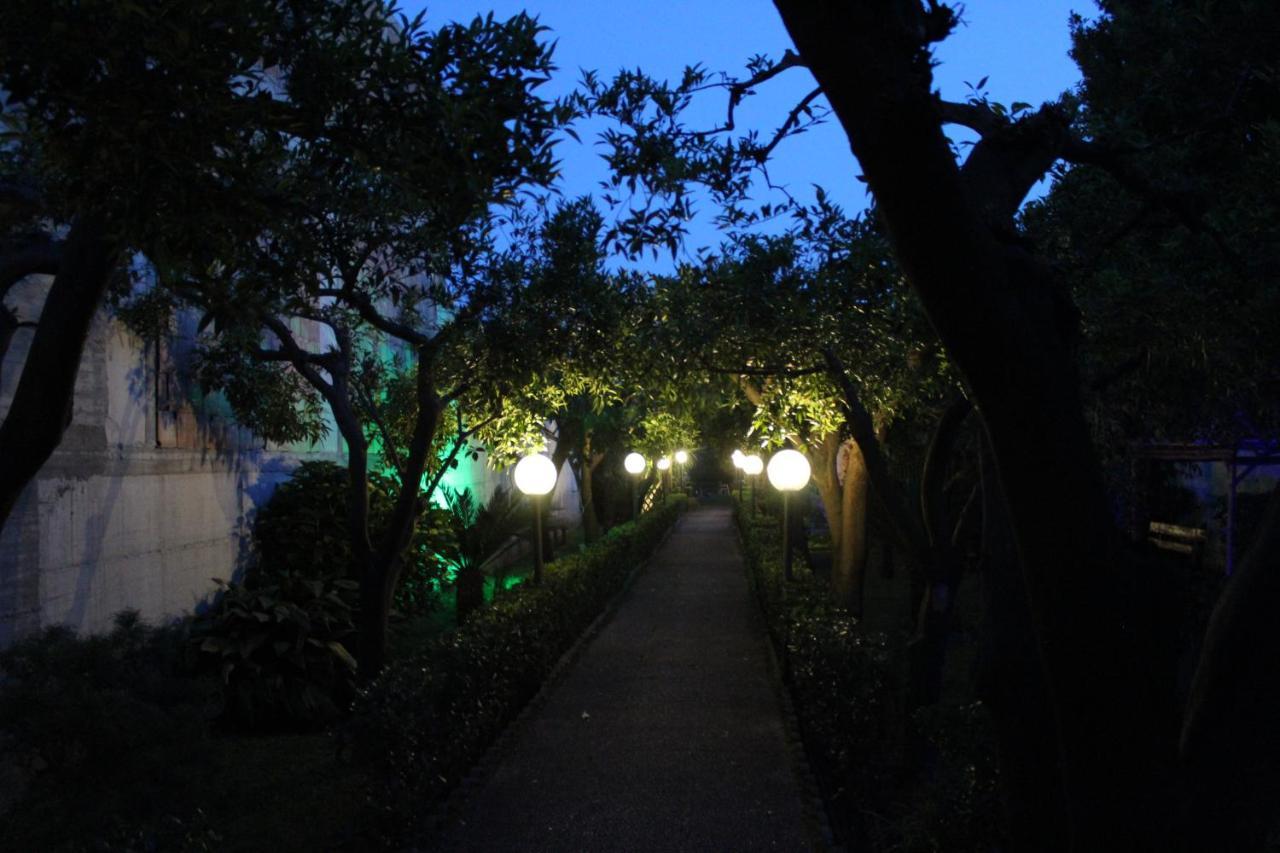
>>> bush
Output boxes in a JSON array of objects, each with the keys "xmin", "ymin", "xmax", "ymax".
[
  {"xmin": 735, "ymin": 499, "xmax": 1002, "ymax": 852},
  {"xmin": 190, "ymin": 575, "xmax": 359, "ymax": 731},
  {"xmin": 347, "ymin": 498, "xmax": 688, "ymax": 845},
  {"xmin": 0, "ymin": 611, "xmax": 220, "ymax": 851},
  {"xmin": 252, "ymin": 461, "xmax": 451, "ymax": 616}
]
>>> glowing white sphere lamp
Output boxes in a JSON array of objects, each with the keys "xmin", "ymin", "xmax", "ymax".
[
  {"xmin": 514, "ymin": 453, "xmax": 557, "ymax": 496},
  {"xmin": 674, "ymin": 450, "xmax": 689, "ymax": 465},
  {"xmin": 767, "ymin": 449, "xmax": 810, "ymax": 491},
  {"xmin": 515, "ymin": 453, "xmax": 558, "ymax": 585},
  {"xmin": 656, "ymin": 456, "xmax": 671, "ymax": 471},
  {"xmin": 624, "ymin": 452, "xmax": 646, "ymax": 475},
  {"xmin": 767, "ymin": 449, "xmax": 811, "ymax": 581},
  {"xmin": 731, "ymin": 449, "xmax": 745, "ymax": 468}
]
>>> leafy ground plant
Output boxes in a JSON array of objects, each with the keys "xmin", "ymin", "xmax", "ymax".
[{"xmin": 191, "ymin": 575, "xmax": 359, "ymax": 731}]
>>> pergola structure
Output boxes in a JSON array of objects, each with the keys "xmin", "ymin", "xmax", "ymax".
[{"xmin": 1133, "ymin": 440, "xmax": 1280, "ymax": 575}]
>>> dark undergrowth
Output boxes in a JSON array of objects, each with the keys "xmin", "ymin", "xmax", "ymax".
[
  {"xmin": 0, "ymin": 499, "xmax": 687, "ymax": 852},
  {"xmin": 734, "ymin": 498, "xmax": 1005, "ymax": 853}
]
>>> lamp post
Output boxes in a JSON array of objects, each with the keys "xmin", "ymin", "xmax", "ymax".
[
  {"xmin": 674, "ymin": 449, "xmax": 689, "ymax": 492},
  {"xmin": 514, "ymin": 452, "xmax": 558, "ymax": 585},
  {"xmin": 742, "ymin": 453, "xmax": 763, "ymax": 517},
  {"xmin": 731, "ymin": 449, "xmax": 745, "ymax": 501},
  {"xmin": 656, "ymin": 456, "xmax": 671, "ymax": 504},
  {"xmin": 767, "ymin": 449, "xmax": 811, "ymax": 581},
  {"xmin": 624, "ymin": 451, "xmax": 646, "ymax": 520}
]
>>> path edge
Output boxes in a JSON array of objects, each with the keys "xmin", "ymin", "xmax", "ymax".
[
  {"xmin": 733, "ymin": 516, "xmax": 847, "ymax": 853},
  {"xmin": 416, "ymin": 508, "xmax": 691, "ymax": 844}
]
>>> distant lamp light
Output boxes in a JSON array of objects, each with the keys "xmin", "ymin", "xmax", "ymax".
[
  {"xmin": 656, "ymin": 456, "xmax": 671, "ymax": 471},
  {"xmin": 731, "ymin": 449, "xmax": 746, "ymax": 468},
  {"xmin": 674, "ymin": 449, "xmax": 689, "ymax": 465},
  {"xmin": 741, "ymin": 454, "xmax": 763, "ymax": 476},
  {"xmin": 767, "ymin": 449, "xmax": 811, "ymax": 492},
  {"xmin": 514, "ymin": 453, "xmax": 557, "ymax": 496}
]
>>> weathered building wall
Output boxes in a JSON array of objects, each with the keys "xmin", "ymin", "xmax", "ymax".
[{"xmin": 0, "ymin": 279, "xmax": 343, "ymax": 645}]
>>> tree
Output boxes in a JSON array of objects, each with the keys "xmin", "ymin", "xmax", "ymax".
[
  {"xmin": 582, "ymin": 1, "xmax": 1280, "ymax": 846},
  {"xmin": 169, "ymin": 6, "xmax": 572, "ymax": 676},
  {"xmin": 766, "ymin": 1, "xmax": 1280, "ymax": 848},
  {"xmin": 0, "ymin": 0, "xmax": 355, "ymax": 529},
  {"xmin": 474, "ymin": 198, "xmax": 649, "ymax": 542}
]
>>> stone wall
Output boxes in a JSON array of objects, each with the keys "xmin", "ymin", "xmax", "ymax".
[
  {"xmin": 0, "ymin": 279, "xmax": 343, "ymax": 645},
  {"xmin": 1, "ymin": 279, "xmax": 582, "ymax": 645}
]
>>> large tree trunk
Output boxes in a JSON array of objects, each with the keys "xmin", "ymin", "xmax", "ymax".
[
  {"xmin": 776, "ymin": 4, "xmax": 1171, "ymax": 847},
  {"xmin": 0, "ymin": 218, "xmax": 115, "ymax": 530},
  {"xmin": 1180, "ymin": 482, "xmax": 1280, "ymax": 849},
  {"xmin": 975, "ymin": 433, "xmax": 1070, "ymax": 851},
  {"xmin": 831, "ymin": 439, "xmax": 869, "ymax": 614},
  {"xmin": 907, "ymin": 397, "xmax": 972, "ymax": 708}
]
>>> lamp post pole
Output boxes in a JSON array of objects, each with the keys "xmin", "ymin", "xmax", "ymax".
[
  {"xmin": 514, "ymin": 453, "xmax": 558, "ymax": 586},
  {"xmin": 742, "ymin": 454, "xmax": 763, "ymax": 519},
  {"xmin": 532, "ymin": 494, "xmax": 544, "ymax": 585},
  {"xmin": 766, "ymin": 449, "xmax": 811, "ymax": 584},
  {"xmin": 782, "ymin": 491, "xmax": 792, "ymax": 581},
  {"xmin": 624, "ymin": 452, "xmax": 646, "ymax": 521}
]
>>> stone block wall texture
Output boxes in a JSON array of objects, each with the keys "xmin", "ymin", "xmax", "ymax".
[{"xmin": 1, "ymin": 280, "xmax": 343, "ymax": 645}]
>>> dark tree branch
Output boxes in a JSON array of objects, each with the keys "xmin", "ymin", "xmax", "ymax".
[
  {"xmin": 1061, "ymin": 136, "xmax": 1246, "ymax": 274},
  {"xmin": 692, "ymin": 49, "xmax": 808, "ymax": 139},
  {"xmin": 755, "ymin": 86, "xmax": 825, "ymax": 162},
  {"xmin": 822, "ymin": 347, "xmax": 929, "ymax": 561},
  {"xmin": 259, "ymin": 315, "xmax": 339, "ymax": 394},
  {"xmin": 702, "ymin": 358, "xmax": 825, "ymax": 378},
  {"xmin": 1, "ymin": 234, "xmax": 64, "ymax": 295},
  {"xmin": 0, "ymin": 216, "xmax": 116, "ymax": 528}
]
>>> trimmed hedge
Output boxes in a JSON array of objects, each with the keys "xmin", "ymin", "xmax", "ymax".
[
  {"xmin": 734, "ymin": 500, "xmax": 1002, "ymax": 852},
  {"xmin": 346, "ymin": 497, "xmax": 688, "ymax": 845}
]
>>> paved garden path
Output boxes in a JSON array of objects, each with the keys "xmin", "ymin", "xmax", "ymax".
[{"xmin": 436, "ymin": 504, "xmax": 818, "ymax": 851}]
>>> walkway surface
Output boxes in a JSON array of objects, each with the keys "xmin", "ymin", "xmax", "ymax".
[{"xmin": 436, "ymin": 504, "xmax": 816, "ymax": 851}]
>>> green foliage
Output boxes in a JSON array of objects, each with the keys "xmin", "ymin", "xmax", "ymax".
[
  {"xmin": 0, "ymin": 612, "xmax": 219, "ymax": 851},
  {"xmin": 190, "ymin": 576, "xmax": 359, "ymax": 731},
  {"xmin": 346, "ymin": 498, "xmax": 687, "ymax": 845},
  {"xmin": 252, "ymin": 461, "xmax": 451, "ymax": 617}
]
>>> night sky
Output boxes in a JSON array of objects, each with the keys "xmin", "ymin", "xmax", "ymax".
[{"xmin": 403, "ymin": 0, "xmax": 1092, "ymax": 266}]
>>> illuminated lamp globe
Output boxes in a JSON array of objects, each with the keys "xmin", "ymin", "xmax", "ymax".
[
  {"xmin": 731, "ymin": 449, "xmax": 745, "ymax": 468},
  {"xmin": 624, "ymin": 452, "xmax": 646, "ymax": 475},
  {"xmin": 674, "ymin": 450, "xmax": 689, "ymax": 465},
  {"xmin": 766, "ymin": 449, "xmax": 811, "ymax": 492},
  {"xmin": 656, "ymin": 456, "xmax": 671, "ymax": 471},
  {"xmin": 741, "ymin": 454, "xmax": 764, "ymax": 476},
  {"xmin": 514, "ymin": 453, "xmax": 558, "ymax": 496}
]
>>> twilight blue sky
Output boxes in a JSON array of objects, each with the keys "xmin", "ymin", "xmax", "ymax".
[{"xmin": 402, "ymin": 1, "xmax": 1097, "ymax": 266}]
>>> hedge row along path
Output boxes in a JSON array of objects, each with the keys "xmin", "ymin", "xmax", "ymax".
[{"xmin": 435, "ymin": 504, "xmax": 818, "ymax": 851}]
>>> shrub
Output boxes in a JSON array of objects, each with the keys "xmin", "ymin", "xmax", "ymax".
[
  {"xmin": 252, "ymin": 461, "xmax": 451, "ymax": 616},
  {"xmin": 347, "ymin": 498, "xmax": 687, "ymax": 845},
  {"xmin": 190, "ymin": 575, "xmax": 359, "ymax": 731},
  {"xmin": 0, "ymin": 612, "xmax": 219, "ymax": 851},
  {"xmin": 735, "ymin": 500, "xmax": 1003, "ymax": 852}
]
